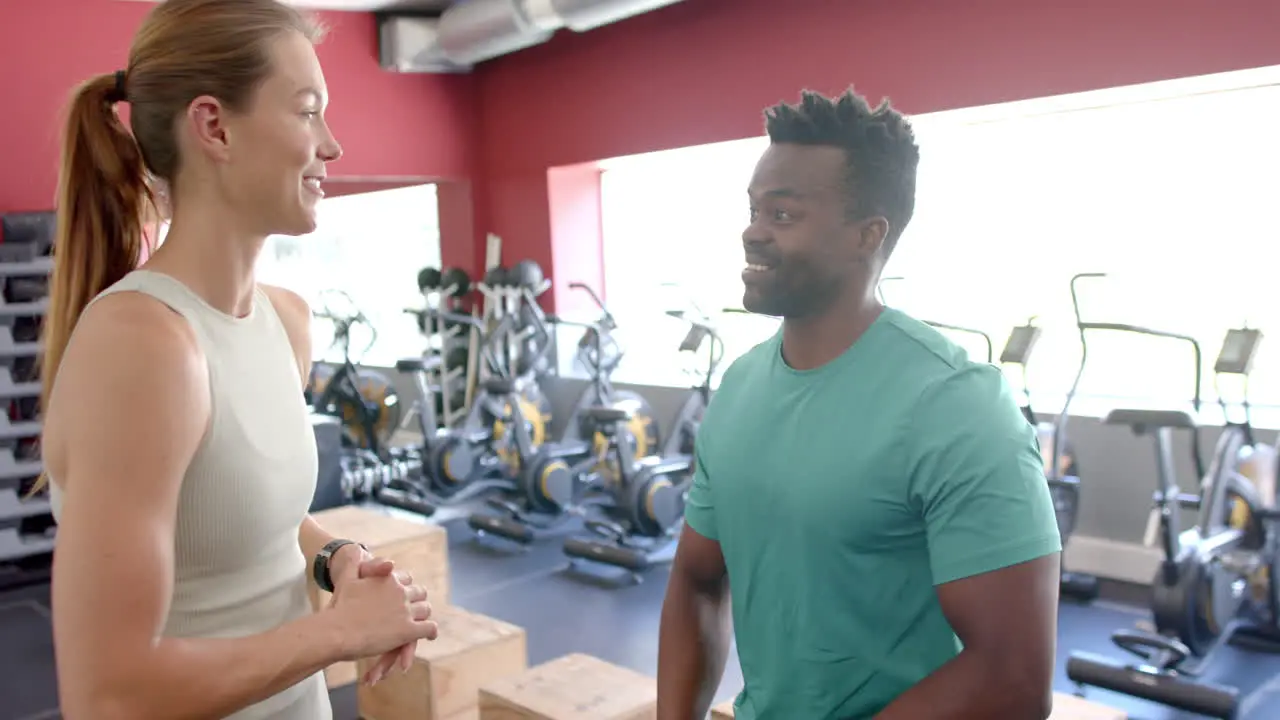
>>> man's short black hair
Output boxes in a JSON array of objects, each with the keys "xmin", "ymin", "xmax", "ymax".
[{"xmin": 764, "ymin": 87, "xmax": 920, "ymax": 255}]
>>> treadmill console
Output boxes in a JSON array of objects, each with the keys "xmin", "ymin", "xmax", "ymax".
[
  {"xmin": 1000, "ymin": 324, "xmax": 1042, "ymax": 366},
  {"xmin": 1214, "ymin": 328, "xmax": 1263, "ymax": 376}
]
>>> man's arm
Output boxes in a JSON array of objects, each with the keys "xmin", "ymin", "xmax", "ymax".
[
  {"xmin": 877, "ymin": 364, "xmax": 1062, "ymax": 720},
  {"xmin": 657, "ymin": 446, "xmax": 732, "ymax": 720},
  {"xmin": 874, "ymin": 555, "xmax": 1060, "ymax": 719}
]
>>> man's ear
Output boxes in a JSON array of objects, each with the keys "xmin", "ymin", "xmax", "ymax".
[
  {"xmin": 183, "ymin": 95, "xmax": 234, "ymax": 164},
  {"xmin": 857, "ymin": 216, "xmax": 889, "ymax": 260}
]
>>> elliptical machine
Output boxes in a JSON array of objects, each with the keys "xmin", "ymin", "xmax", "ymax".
[
  {"xmin": 1064, "ymin": 272, "xmax": 1280, "ymax": 720},
  {"xmin": 466, "ymin": 283, "xmax": 666, "ymax": 547},
  {"xmin": 562, "ymin": 306, "xmax": 725, "ymax": 580}
]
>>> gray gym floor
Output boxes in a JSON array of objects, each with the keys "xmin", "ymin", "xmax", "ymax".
[{"xmin": 3, "ymin": 512, "xmax": 1280, "ymax": 720}]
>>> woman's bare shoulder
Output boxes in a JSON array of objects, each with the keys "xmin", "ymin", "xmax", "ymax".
[{"xmin": 43, "ymin": 291, "xmax": 210, "ymax": 480}]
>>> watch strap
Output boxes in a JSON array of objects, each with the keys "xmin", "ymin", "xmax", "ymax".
[{"xmin": 312, "ymin": 538, "xmax": 365, "ymax": 593}]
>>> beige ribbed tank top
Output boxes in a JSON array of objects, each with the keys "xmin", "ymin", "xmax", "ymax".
[{"xmin": 50, "ymin": 269, "xmax": 331, "ymax": 720}]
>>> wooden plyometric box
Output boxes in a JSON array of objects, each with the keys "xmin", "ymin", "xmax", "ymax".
[
  {"xmin": 710, "ymin": 698, "xmax": 736, "ymax": 719},
  {"xmin": 1050, "ymin": 692, "xmax": 1127, "ymax": 720},
  {"xmin": 478, "ymin": 653, "xmax": 656, "ymax": 720},
  {"xmin": 357, "ymin": 604, "xmax": 528, "ymax": 720},
  {"xmin": 309, "ymin": 504, "xmax": 451, "ymax": 688}
]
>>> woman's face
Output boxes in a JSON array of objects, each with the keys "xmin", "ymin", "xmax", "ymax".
[{"xmin": 219, "ymin": 30, "xmax": 343, "ymax": 237}]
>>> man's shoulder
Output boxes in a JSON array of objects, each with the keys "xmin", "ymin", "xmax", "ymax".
[
  {"xmin": 872, "ymin": 310, "xmax": 1015, "ymax": 414},
  {"xmin": 715, "ymin": 331, "xmax": 778, "ymax": 393}
]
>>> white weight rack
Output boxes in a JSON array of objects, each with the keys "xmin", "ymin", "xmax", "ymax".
[{"xmin": 0, "ymin": 252, "xmax": 54, "ymax": 564}]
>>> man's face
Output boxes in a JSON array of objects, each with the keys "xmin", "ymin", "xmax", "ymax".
[{"xmin": 741, "ymin": 143, "xmax": 864, "ymax": 318}]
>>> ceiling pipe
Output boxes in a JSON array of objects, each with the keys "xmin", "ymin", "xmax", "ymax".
[{"xmin": 433, "ymin": 0, "xmax": 686, "ymax": 67}]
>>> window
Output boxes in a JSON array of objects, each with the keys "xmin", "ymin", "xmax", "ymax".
[
  {"xmin": 598, "ymin": 137, "xmax": 777, "ymax": 389},
  {"xmin": 598, "ymin": 67, "xmax": 1280, "ymax": 425},
  {"xmin": 256, "ymin": 183, "xmax": 441, "ymax": 368}
]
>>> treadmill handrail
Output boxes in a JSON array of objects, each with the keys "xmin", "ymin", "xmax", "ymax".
[
  {"xmin": 1068, "ymin": 272, "xmax": 1205, "ymax": 481},
  {"xmin": 924, "ymin": 321, "xmax": 994, "ymax": 364}
]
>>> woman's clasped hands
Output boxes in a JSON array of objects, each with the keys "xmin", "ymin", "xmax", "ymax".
[{"xmin": 326, "ymin": 547, "xmax": 439, "ymax": 686}]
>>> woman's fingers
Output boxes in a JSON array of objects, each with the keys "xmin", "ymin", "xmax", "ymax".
[
  {"xmin": 397, "ymin": 642, "xmax": 414, "ymax": 673},
  {"xmin": 403, "ymin": 583, "xmax": 429, "ymax": 603},
  {"xmin": 358, "ymin": 556, "xmax": 396, "ymax": 579},
  {"xmin": 362, "ymin": 650, "xmax": 399, "ymax": 686},
  {"xmin": 410, "ymin": 600, "xmax": 433, "ymax": 623}
]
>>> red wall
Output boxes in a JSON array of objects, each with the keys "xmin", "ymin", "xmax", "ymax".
[
  {"xmin": 0, "ymin": 0, "xmax": 478, "ymax": 265},
  {"xmin": 471, "ymin": 0, "xmax": 1280, "ymax": 308},
  {"xmin": 4, "ymin": 0, "xmax": 1280, "ymax": 303}
]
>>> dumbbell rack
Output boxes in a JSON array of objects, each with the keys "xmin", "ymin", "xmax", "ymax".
[
  {"xmin": 419, "ymin": 282, "xmax": 472, "ymax": 430},
  {"xmin": 475, "ymin": 276, "xmax": 553, "ymax": 383},
  {"xmin": 0, "ymin": 247, "xmax": 55, "ymax": 585}
]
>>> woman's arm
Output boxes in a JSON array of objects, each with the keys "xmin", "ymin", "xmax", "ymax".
[
  {"xmin": 45, "ymin": 293, "xmax": 350, "ymax": 720},
  {"xmin": 260, "ymin": 284, "xmax": 361, "ymax": 571},
  {"xmin": 261, "ymin": 285, "xmax": 346, "ymax": 561},
  {"xmin": 261, "ymin": 283, "xmax": 419, "ymax": 682}
]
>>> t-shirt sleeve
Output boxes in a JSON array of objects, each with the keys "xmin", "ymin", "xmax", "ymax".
[
  {"xmin": 683, "ymin": 444, "xmax": 717, "ymax": 541},
  {"xmin": 682, "ymin": 354, "xmax": 749, "ymax": 542},
  {"xmin": 905, "ymin": 363, "xmax": 1063, "ymax": 586}
]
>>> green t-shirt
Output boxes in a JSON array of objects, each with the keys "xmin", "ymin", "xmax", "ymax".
[{"xmin": 685, "ymin": 307, "xmax": 1061, "ymax": 720}]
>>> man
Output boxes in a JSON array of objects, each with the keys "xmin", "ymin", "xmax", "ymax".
[{"xmin": 655, "ymin": 88, "xmax": 1062, "ymax": 720}]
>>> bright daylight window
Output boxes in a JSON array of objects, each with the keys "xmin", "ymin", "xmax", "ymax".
[
  {"xmin": 257, "ymin": 183, "xmax": 441, "ymax": 368},
  {"xmin": 598, "ymin": 67, "xmax": 1280, "ymax": 425}
]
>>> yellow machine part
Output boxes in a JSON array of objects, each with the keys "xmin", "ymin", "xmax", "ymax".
[
  {"xmin": 592, "ymin": 411, "xmax": 661, "ymax": 486},
  {"xmin": 1232, "ymin": 444, "xmax": 1279, "ymax": 603},
  {"xmin": 491, "ymin": 391, "xmax": 553, "ymax": 473},
  {"xmin": 309, "ymin": 365, "xmax": 399, "ymax": 451}
]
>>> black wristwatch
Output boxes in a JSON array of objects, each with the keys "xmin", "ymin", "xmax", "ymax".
[{"xmin": 312, "ymin": 538, "xmax": 367, "ymax": 593}]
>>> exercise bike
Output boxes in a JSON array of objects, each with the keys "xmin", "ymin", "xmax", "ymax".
[
  {"xmin": 1000, "ymin": 317, "xmax": 1101, "ymax": 603},
  {"xmin": 378, "ymin": 307, "xmax": 570, "ymax": 517},
  {"xmin": 466, "ymin": 284, "xmax": 666, "ymax": 547},
  {"xmin": 555, "ymin": 282, "xmax": 661, "ymax": 462},
  {"xmin": 1064, "ymin": 272, "xmax": 1280, "ymax": 719},
  {"xmin": 307, "ymin": 291, "xmax": 404, "ymax": 461},
  {"xmin": 562, "ymin": 305, "xmax": 725, "ymax": 580}
]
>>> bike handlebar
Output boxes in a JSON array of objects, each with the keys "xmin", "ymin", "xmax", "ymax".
[
  {"xmin": 313, "ymin": 309, "xmax": 377, "ymax": 358},
  {"xmin": 414, "ymin": 307, "xmax": 514, "ymax": 377},
  {"xmin": 568, "ymin": 282, "xmax": 616, "ymax": 329}
]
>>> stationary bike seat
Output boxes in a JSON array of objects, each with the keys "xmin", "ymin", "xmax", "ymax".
[
  {"xmin": 1103, "ymin": 408, "xmax": 1197, "ymax": 431},
  {"xmin": 395, "ymin": 356, "xmax": 441, "ymax": 373},
  {"xmin": 584, "ymin": 406, "xmax": 632, "ymax": 424},
  {"xmin": 483, "ymin": 377, "xmax": 516, "ymax": 395}
]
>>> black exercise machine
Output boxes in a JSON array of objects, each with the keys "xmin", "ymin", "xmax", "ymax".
[
  {"xmin": 1001, "ymin": 317, "xmax": 1100, "ymax": 603},
  {"xmin": 307, "ymin": 291, "xmax": 403, "ymax": 462},
  {"xmin": 1064, "ymin": 271, "xmax": 1280, "ymax": 720},
  {"xmin": 562, "ymin": 305, "xmax": 725, "ymax": 580},
  {"xmin": 465, "ymin": 284, "xmax": 651, "ymax": 547},
  {"xmin": 555, "ymin": 282, "xmax": 662, "ymax": 461},
  {"xmin": 376, "ymin": 307, "xmax": 575, "ymax": 524}
]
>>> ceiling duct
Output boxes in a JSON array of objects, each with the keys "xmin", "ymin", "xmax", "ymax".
[
  {"xmin": 545, "ymin": 0, "xmax": 685, "ymax": 32},
  {"xmin": 378, "ymin": 0, "xmax": 685, "ymax": 72}
]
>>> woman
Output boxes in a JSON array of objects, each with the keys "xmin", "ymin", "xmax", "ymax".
[{"xmin": 37, "ymin": 1, "xmax": 439, "ymax": 718}]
